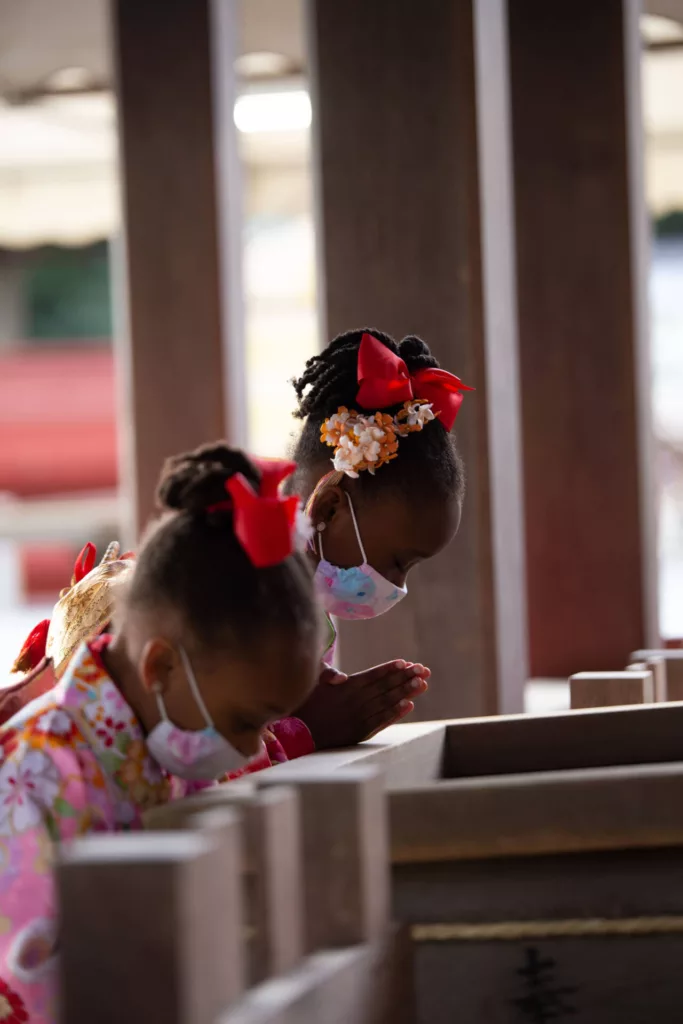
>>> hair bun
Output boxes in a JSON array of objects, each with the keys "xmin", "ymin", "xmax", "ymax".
[
  {"xmin": 398, "ymin": 335, "xmax": 440, "ymax": 372},
  {"xmin": 157, "ymin": 442, "xmax": 259, "ymax": 516}
]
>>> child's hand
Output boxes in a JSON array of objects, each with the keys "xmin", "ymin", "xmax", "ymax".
[{"xmin": 294, "ymin": 660, "xmax": 429, "ymax": 750}]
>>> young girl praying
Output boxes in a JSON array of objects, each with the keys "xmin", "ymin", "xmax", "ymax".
[
  {"xmin": 290, "ymin": 328, "xmax": 470, "ymax": 741},
  {"xmin": 0, "ymin": 444, "xmax": 320, "ymax": 1024}
]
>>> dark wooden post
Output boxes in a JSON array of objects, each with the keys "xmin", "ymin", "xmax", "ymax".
[
  {"xmin": 508, "ymin": 0, "xmax": 659, "ymax": 676},
  {"xmin": 307, "ymin": 0, "xmax": 528, "ymax": 716},
  {"xmin": 112, "ymin": 0, "xmax": 245, "ymax": 536}
]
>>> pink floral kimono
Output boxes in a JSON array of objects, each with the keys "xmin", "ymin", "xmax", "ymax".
[{"xmin": 0, "ymin": 636, "xmax": 313, "ymax": 1023}]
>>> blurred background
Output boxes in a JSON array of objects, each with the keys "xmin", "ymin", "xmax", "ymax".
[
  {"xmin": 0, "ymin": 0, "xmax": 318, "ymax": 669},
  {"xmin": 0, "ymin": 1, "xmax": 681, "ymax": 715}
]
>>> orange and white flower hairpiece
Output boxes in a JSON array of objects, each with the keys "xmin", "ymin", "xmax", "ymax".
[
  {"xmin": 321, "ymin": 400, "xmax": 435, "ymax": 478},
  {"xmin": 319, "ymin": 332, "xmax": 472, "ymax": 478}
]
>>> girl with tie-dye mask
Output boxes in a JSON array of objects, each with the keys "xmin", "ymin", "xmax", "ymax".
[{"xmin": 288, "ymin": 328, "xmax": 470, "ymax": 748}]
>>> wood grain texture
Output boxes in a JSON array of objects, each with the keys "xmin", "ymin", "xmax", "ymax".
[
  {"xmin": 509, "ymin": 0, "xmax": 652, "ymax": 675},
  {"xmin": 569, "ymin": 670, "xmax": 654, "ymax": 709},
  {"xmin": 443, "ymin": 703, "xmax": 683, "ymax": 777},
  {"xmin": 628, "ymin": 657, "xmax": 667, "ymax": 701},
  {"xmin": 58, "ymin": 821, "xmax": 244, "ymax": 1023},
  {"xmin": 631, "ymin": 650, "xmax": 683, "ymax": 700},
  {"xmin": 393, "ymin": 848, "xmax": 683, "ymax": 1023},
  {"xmin": 219, "ymin": 931, "xmax": 415, "ymax": 1024},
  {"xmin": 254, "ymin": 721, "xmax": 447, "ymax": 790},
  {"xmin": 259, "ymin": 766, "xmax": 390, "ymax": 950},
  {"xmin": 112, "ymin": 0, "xmax": 242, "ymax": 534},
  {"xmin": 144, "ymin": 785, "xmax": 304, "ymax": 984},
  {"xmin": 307, "ymin": 0, "xmax": 526, "ymax": 717},
  {"xmin": 389, "ymin": 763, "xmax": 683, "ymax": 863}
]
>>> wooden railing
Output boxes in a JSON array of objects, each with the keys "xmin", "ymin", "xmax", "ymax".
[{"xmin": 57, "ymin": 648, "xmax": 683, "ymax": 1022}]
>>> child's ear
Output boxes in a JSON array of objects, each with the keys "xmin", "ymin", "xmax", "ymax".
[
  {"xmin": 310, "ymin": 484, "xmax": 346, "ymax": 528},
  {"xmin": 139, "ymin": 638, "xmax": 177, "ymax": 695}
]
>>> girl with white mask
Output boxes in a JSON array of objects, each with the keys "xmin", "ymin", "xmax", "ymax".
[
  {"xmin": 0, "ymin": 443, "xmax": 319, "ymax": 1024},
  {"xmin": 286, "ymin": 328, "xmax": 471, "ymax": 749}
]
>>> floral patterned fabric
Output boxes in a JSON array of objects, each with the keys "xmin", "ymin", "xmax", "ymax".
[
  {"xmin": 0, "ymin": 660, "xmax": 57, "ymax": 729},
  {"xmin": 0, "ymin": 636, "xmax": 313, "ymax": 1023}
]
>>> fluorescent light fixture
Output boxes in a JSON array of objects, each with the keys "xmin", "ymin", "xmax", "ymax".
[{"xmin": 234, "ymin": 90, "xmax": 311, "ymax": 134}]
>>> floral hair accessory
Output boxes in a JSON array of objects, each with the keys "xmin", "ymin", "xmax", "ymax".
[
  {"xmin": 321, "ymin": 400, "xmax": 436, "ymax": 478},
  {"xmin": 11, "ymin": 541, "xmax": 136, "ymax": 679},
  {"xmin": 319, "ymin": 332, "xmax": 473, "ymax": 478}
]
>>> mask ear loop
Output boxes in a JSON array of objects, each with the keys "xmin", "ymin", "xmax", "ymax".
[
  {"xmin": 176, "ymin": 645, "xmax": 216, "ymax": 729},
  {"xmin": 316, "ymin": 493, "xmax": 367, "ymax": 566},
  {"xmin": 307, "ymin": 473, "xmax": 367, "ymax": 565},
  {"xmin": 153, "ymin": 688, "xmax": 171, "ymax": 723},
  {"xmin": 344, "ymin": 492, "xmax": 368, "ymax": 564}
]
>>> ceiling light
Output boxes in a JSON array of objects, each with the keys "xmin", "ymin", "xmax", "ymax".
[{"xmin": 234, "ymin": 89, "xmax": 311, "ymax": 134}]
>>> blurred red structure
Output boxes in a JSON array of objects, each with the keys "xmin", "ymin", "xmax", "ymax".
[
  {"xmin": 0, "ymin": 345, "xmax": 117, "ymax": 598},
  {"xmin": 0, "ymin": 346, "xmax": 117, "ymax": 497}
]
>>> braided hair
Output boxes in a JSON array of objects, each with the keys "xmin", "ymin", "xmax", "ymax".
[
  {"xmin": 292, "ymin": 329, "xmax": 465, "ymax": 501},
  {"xmin": 126, "ymin": 443, "xmax": 317, "ymax": 651}
]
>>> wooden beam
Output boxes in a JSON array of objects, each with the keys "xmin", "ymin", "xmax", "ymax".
[
  {"xmin": 112, "ymin": 0, "xmax": 244, "ymax": 536},
  {"xmin": 307, "ymin": 0, "xmax": 527, "ymax": 716},
  {"xmin": 508, "ymin": 0, "xmax": 658, "ymax": 675},
  {"xmin": 389, "ymin": 761, "xmax": 683, "ymax": 863}
]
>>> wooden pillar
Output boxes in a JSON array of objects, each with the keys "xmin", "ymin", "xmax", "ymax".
[
  {"xmin": 508, "ymin": 0, "xmax": 659, "ymax": 676},
  {"xmin": 112, "ymin": 0, "xmax": 245, "ymax": 536},
  {"xmin": 308, "ymin": 0, "xmax": 528, "ymax": 716}
]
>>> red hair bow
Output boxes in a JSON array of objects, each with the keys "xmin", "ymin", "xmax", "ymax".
[
  {"xmin": 226, "ymin": 458, "xmax": 300, "ymax": 569},
  {"xmin": 356, "ymin": 332, "xmax": 473, "ymax": 431}
]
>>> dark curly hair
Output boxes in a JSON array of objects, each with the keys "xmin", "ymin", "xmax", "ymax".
[
  {"xmin": 126, "ymin": 443, "xmax": 317, "ymax": 650},
  {"xmin": 292, "ymin": 328, "xmax": 465, "ymax": 502}
]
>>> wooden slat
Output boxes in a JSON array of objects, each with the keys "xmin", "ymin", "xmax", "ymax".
[
  {"xmin": 569, "ymin": 670, "xmax": 654, "ymax": 709},
  {"xmin": 58, "ymin": 813, "xmax": 244, "ymax": 1024},
  {"xmin": 631, "ymin": 650, "xmax": 683, "ymax": 700},
  {"xmin": 144, "ymin": 785, "xmax": 304, "ymax": 983},
  {"xmin": 257, "ymin": 722, "xmax": 447, "ymax": 790},
  {"xmin": 442, "ymin": 703, "xmax": 683, "ymax": 778},
  {"xmin": 259, "ymin": 766, "xmax": 389, "ymax": 950},
  {"xmin": 389, "ymin": 763, "xmax": 683, "ymax": 864},
  {"xmin": 219, "ymin": 929, "xmax": 415, "ymax": 1024},
  {"xmin": 628, "ymin": 657, "xmax": 668, "ymax": 701}
]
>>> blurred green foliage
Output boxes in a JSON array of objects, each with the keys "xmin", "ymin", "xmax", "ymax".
[{"xmin": 24, "ymin": 241, "xmax": 112, "ymax": 340}]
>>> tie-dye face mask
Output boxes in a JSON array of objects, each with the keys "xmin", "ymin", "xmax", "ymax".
[{"xmin": 313, "ymin": 493, "xmax": 407, "ymax": 621}]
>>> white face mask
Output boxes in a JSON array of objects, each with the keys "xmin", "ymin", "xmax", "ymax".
[
  {"xmin": 313, "ymin": 493, "xmax": 408, "ymax": 621},
  {"xmin": 146, "ymin": 645, "xmax": 248, "ymax": 781}
]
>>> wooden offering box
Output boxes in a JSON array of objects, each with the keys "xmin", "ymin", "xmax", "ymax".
[{"xmin": 265, "ymin": 709, "xmax": 683, "ymax": 1022}]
